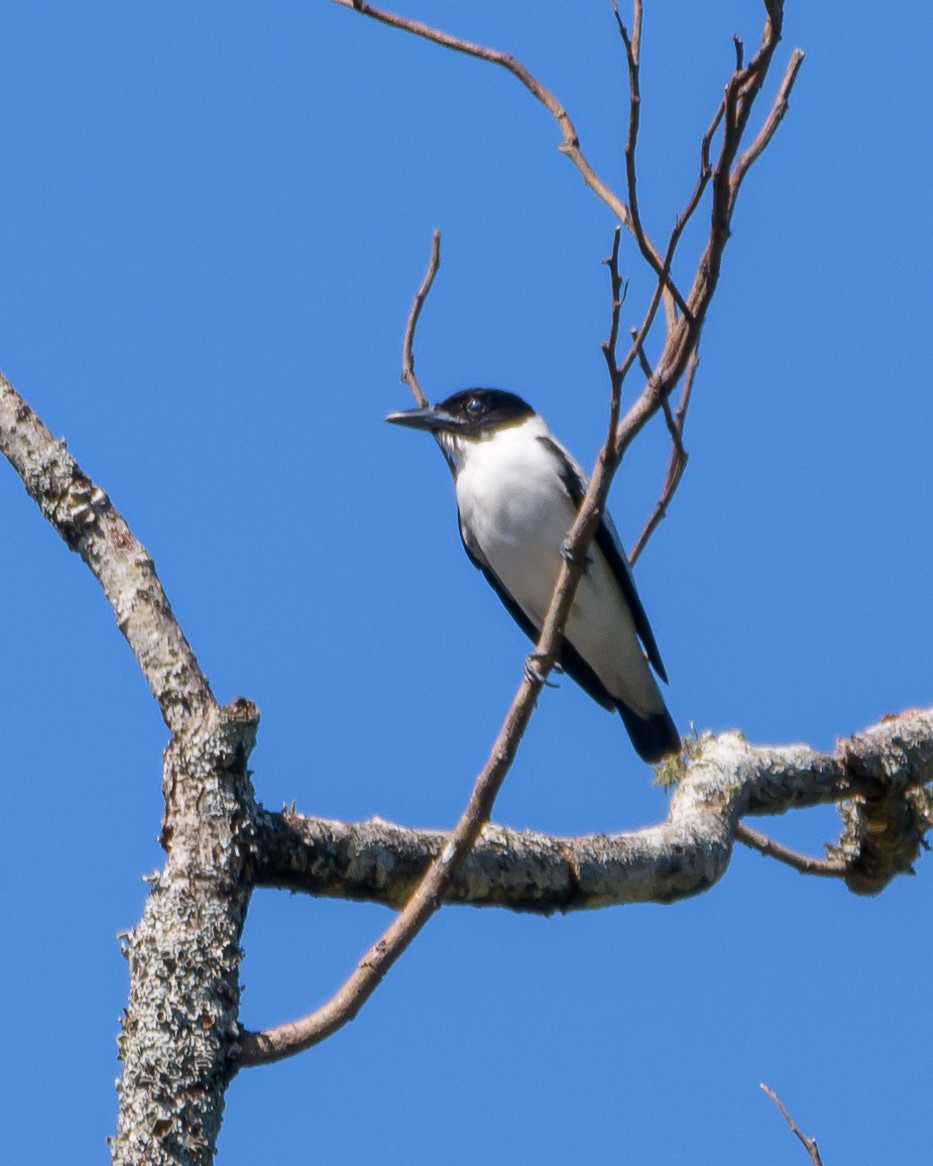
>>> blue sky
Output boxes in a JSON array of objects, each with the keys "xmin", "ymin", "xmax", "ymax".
[{"xmin": 2, "ymin": 2, "xmax": 930, "ymax": 1161}]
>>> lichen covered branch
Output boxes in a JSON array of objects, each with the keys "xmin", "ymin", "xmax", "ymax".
[
  {"xmin": 251, "ymin": 709, "xmax": 933, "ymax": 914},
  {"xmin": 0, "ymin": 374, "xmax": 214, "ymax": 734}
]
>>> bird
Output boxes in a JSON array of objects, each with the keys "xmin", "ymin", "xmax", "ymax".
[{"xmin": 385, "ymin": 388, "xmax": 680, "ymax": 763}]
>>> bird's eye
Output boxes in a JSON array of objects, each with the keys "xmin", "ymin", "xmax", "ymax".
[{"xmin": 466, "ymin": 397, "xmax": 484, "ymax": 417}]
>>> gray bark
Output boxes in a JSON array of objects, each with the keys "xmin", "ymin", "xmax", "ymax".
[
  {"xmin": 113, "ymin": 704, "xmax": 259, "ymax": 1165},
  {"xmin": 253, "ymin": 722, "xmax": 933, "ymax": 912}
]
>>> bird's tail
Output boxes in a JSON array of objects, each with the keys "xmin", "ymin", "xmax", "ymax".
[{"xmin": 615, "ymin": 700, "xmax": 680, "ymax": 764}]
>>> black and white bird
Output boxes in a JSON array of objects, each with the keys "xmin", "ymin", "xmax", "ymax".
[{"xmin": 386, "ymin": 388, "xmax": 679, "ymax": 764}]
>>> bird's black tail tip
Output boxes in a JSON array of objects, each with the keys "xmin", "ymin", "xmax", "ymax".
[{"xmin": 616, "ymin": 702, "xmax": 681, "ymax": 765}]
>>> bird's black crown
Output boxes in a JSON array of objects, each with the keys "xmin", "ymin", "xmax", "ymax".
[{"xmin": 437, "ymin": 388, "xmax": 535, "ymax": 434}]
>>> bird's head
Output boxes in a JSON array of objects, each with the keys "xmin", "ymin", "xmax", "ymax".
[
  {"xmin": 386, "ymin": 388, "xmax": 534, "ymax": 439},
  {"xmin": 386, "ymin": 389, "xmax": 536, "ymax": 472}
]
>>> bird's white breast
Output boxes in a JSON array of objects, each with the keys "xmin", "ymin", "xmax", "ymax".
[
  {"xmin": 454, "ymin": 417, "xmax": 573, "ymax": 617},
  {"xmin": 449, "ymin": 416, "xmax": 663, "ymax": 717}
]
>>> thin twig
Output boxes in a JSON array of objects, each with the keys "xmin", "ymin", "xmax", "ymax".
[
  {"xmin": 761, "ymin": 1084, "xmax": 825, "ymax": 1166},
  {"xmin": 401, "ymin": 229, "xmax": 440, "ymax": 408},
  {"xmin": 629, "ymin": 350, "xmax": 696, "ymax": 563},
  {"xmin": 614, "ymin": 0, "xmax": 691, "ymax": 327},
  {"xmin": 737, "ymin": 823, "xmax": 846, "ymax": 878},
  {"xmin": 629, "ymin": 326, "xmax": 653, "ymax": 381},
  {"xmin": 600, "ymin": 227, "xmax": 626, "ymax": 415},
  {"xmin": 667, "ymin": 98, "xmax": 725, "ymax": 268},
  {"xmin": 731, "ymin": 49, "xmax": 806, "ymax": 197},
  {"xmin": 615, "ymin": 2, "xmax": 803, "ymax": 474},
  {"xmin": 333, "ymin": 0, "xmax": 635, "ymax": 233}
]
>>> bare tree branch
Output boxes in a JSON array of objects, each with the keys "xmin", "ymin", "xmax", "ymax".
[
  {"xmin": 613, "ymin": 0, "xmax": 690, "ymax": 327},
  {"xmin": 608, "ymin": 3, "xmax": 801, "ymax": 555},
  {"xmin": 0, "ymin": 375, "xmax": 215, "ymax": 735},
  {"xmin": 251, "ymin": 710, "xmax": 932, "ymax": 911},
  {"xmin": 4, "ymin": 6, "xmax": 886, "ymax": 1162},
  {"xmin": 629, "ymin": 350, "xmax": 696, "ymax": 564},
  {"xmin": 736, "ymin": 823, "xmax": 846, "ymax": 878},
  {"xmin": 332, "ymin": 0, "xmax": 635, "ymax": 234},
  {"xmin": 732, "ymin": 48, "xmax": 806, "ymax": 197},
  {"xmin": 401, "ymin": 229, "xmax": 440, "ymax": 407},
  {"xmin": 761, "ymin": 1084, "xmax": 825, "ymax": 1166}
]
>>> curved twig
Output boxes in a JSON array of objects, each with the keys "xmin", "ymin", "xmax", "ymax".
[
  {"xmin": 332, "ymin": 0, "xmax": 635, "ymax": 234},
  {"xmin": 401, "ymin": 229, "xmax": 440, "ymax": 407}
]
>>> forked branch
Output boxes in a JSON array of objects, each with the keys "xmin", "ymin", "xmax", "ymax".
[{"xmin": 339, "ymin": 0, "xmax": 803, "ymax": 563}]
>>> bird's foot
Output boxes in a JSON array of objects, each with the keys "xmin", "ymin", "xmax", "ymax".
[
  {"xmin": 524, "ymin": 653, "xmax": 560, "ymax": 688},
  {"xmin": 560, "ymin": 539, "xmax": 592, "ymax": 569}
]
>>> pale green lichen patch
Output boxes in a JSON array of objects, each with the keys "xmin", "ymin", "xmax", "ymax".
[{"xmin": 653, "ymin": 725, "xmax": 707, "ymax": 790}]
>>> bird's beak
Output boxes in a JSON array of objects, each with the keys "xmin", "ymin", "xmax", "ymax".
[{"xmin": 385, "ymin": 404, "xmax": 461, "ymax": 433}]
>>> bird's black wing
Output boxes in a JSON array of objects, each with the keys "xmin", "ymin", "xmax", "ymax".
[
  {"xmin": 457, "ymin": 511, "xmax": 618, "ymax": 712},
  {"xmin": 537, "ymin": 436, "xmax": 669, "ymax": 684}
]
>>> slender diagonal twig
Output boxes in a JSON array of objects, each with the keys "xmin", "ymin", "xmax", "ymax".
[
  {"xmin": 401, "ymin": 229, "xmax": 440, "ymax": 408},
  {"xmin": 737, "ymin": 823, "xmax": 846, "ymax": 878},
  {"xmin": 761, "ymin": 1084, "xmax": 825, "ymax": 1166},
  {"xmin": 731, "ymin": 49, "xmax": 805, "ymax": 197},
  {"xmin": 629, "ymin": 326, "xmax": 653, "ymax": 381},
  {"xmin": 599, "ymin": 227, "xmax": 627, "ymax": 408},
  {"xmin": 629, "ymin": 350, "xmax": 696, "ymax": 564}
]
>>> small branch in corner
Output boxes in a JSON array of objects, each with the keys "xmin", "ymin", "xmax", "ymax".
[
  {"xmin": 737, "ymin": 823, "xmax": 846, "ymax": 879},
  {"xmin": 761, "ymin": 1084, "xmax": 825, "ymax": 1166}
]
